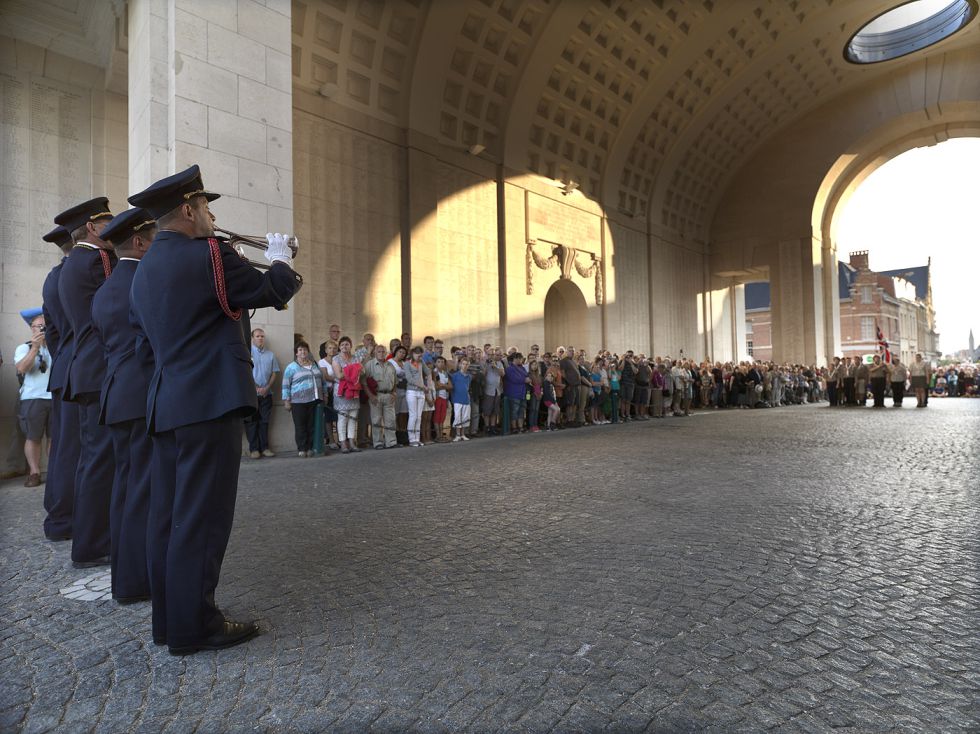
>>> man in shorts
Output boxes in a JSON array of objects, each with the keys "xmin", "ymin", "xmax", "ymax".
[{"xmin": 14, "ymin": 310, "xmax": 52, "ymax": 488}]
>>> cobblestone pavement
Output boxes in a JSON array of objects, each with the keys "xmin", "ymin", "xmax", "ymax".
[{"xmin": 2, "ymin": 400, "xmax": 978, "ymax": 733}]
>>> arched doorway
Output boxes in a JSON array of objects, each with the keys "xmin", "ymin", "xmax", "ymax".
[{"xmin": 544, "ymin": 280, "xmax": 590, "ymax": 354}]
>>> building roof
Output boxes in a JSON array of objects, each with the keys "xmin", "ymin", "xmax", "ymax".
[
  {"xmin": 744, "ymin": 281, "xmax": 771, "ymax": 311},
  {"xmin": 877, "ymin": 265, "xmax": 929, "ymax": 300}
]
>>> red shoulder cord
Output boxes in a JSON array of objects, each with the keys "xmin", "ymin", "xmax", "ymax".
[
  {"xmin": 208, "ymin": 238, "xmax": 242, "ymax": 321},
  {"xmin": 97, "ymin": 250, "xmax": 112, "ymax": 280}
]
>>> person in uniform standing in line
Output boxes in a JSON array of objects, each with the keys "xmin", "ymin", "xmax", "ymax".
[
  {"xmin": 841, "ymin": 355, "xmax": 856, "ymax": 406},
  {"xmin": 53, "ymin": 198, "xmax": 117, "ymax": 568},
  {"xmin": 868, "ymin": 354, "xmax": 888, "ymax": 408},
  {"xmin": 91, "ymin": 208, "xmax": 158, "ymax": 604},
  {"xmin": 40, "ymin": 226, "xmax": 79, "ymax": 542},
  {"xmin": 825, "ymin": 356, "xmax": 841, "ymax": 407},
  {"xmin": 128, "ymin": 165, "xmax": 302, "ymax": 655},
  {"xmin": 853, "ymin": 356, "xmax": 869, "ymax": 407},
  {"xmin": 889, "ymin": 357, "xmax": 908, "ymax": 407}
]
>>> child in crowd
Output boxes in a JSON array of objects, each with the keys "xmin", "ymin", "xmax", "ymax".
[
  {"xmin": 542, "ymin": 370, "xmax": 559, "ymax": 430},
  {"xmin": 433, "ymin": 356, "xmax": 450, "ymax": 442},
  {"xmin": 449, "ymin": 358, "xmax": 472, "ymax": 441}
]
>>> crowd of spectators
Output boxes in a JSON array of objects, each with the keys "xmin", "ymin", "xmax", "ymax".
[
  {"xmin": 248, "ymin": 326, "xmax": 976, "ymax": 456},
  {"xmin": 931, "ymin": 364, "xmax": 978, "ymax": 397}
]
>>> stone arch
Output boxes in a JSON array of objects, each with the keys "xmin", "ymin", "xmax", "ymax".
[{"xmin": 709, "ymin": 45, "xmax": 980, "ymax": 365}]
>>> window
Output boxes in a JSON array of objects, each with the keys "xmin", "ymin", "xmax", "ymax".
[
  {"xmin": 861, "ymin": 316, "xmax": 875, "ymax": 341},
  {"xmin": 861, "ymin": 285, "xmax": 873, "ymax": 304},
  {"xmin": 746, "ymin": 340, "xmax": 754, "ymax": 358},
  {"xmin": 844, "ymin": 0, "xmax": 977, "ymax": 65},
  {"xmin": 745, "ymin": 320, "xmax": 753, "ymax": 335}
]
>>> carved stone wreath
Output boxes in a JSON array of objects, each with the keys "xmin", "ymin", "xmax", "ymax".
[{"xmin": 526, "ymin": 240, "xmax": 603, "ymax": 305}]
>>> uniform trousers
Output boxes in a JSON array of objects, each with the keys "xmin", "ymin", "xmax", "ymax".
[
  {"xmin": 370, "ymin": 393, "xmax": 398, "ymax": 448},
  {"xmin": 72, "ymin": 397, "xmax": 113, "ymax": 563},
  {"xmin": 871, "ymin": 378, "xmax": 886, "ymax": 407},
  {"xmin": 842, "ymin": 378, "xmax": 855, "ymax": 405},
  {"xmin": 892, "ymin": 381, "xmax": 905, "ymax": 406},
  {"xmin": 43, "ymin": 394, "xmax": 78, "ymax": 539},
  {"xmin": 826, "ymin": 381, "xmax": 838, "ymax": 406},
  {"xmin": 149, "ymin": 414, "xmax": 243, "ymax": 647},
  {"xmin": 109, "ymin": 419, "xmax": 152, "ymax": 599},
  {"xmin": 855, "ymin": 379, "xmax": 867, "ymax": 405}
]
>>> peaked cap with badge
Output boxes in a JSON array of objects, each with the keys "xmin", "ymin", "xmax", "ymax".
[
  {"xmin": 53, "ymin": 197, "xmax": 114, "ymax": 233},
  {"xmin": 101, "ymin": 208, "xmax": 156, "ymax": 247},
  {"xmin": 42, "ymin": 226, "xmax": 73, "ymax": 248},
  {"xmin": 127, "ymin": 164, "xmax": 220, "ymax": 218}
]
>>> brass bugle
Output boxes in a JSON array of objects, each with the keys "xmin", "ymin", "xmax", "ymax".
[{"xmin": 214, "ymin": 227, "xmax": 299, "ymax": 257}]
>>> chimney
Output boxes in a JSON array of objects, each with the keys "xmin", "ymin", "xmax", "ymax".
[{"xmin": 849, "ymin": 250, "xmax": 869, "ymax": 270}]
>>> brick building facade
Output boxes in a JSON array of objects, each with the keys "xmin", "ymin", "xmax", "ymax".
[{"xmin": 745, "ymin": 251, "xmax": 939, "ymax": 365}]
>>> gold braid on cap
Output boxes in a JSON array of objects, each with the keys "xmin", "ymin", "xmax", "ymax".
[
  {"xmin": 182, "ymin": 188, "xmax": 205, "ymax": 200},
  {"xmin": 88, "ymin": 212, "xmax": 112, "ymax": 221},
  {"xmin": 134, "ymin": 219, "xmax": 157, "ymax": 231}
]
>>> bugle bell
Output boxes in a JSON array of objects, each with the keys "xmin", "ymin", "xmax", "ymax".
[{"xmin": 214, "ymin": 227, "xmax": 299, "ymax": 258}]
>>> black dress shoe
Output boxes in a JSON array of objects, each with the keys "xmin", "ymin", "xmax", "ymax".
[
  {"xmin": 72, "ymin": 556, "xmax": 110, "ymax": 569},
  {"xmin": 45, "ymin": 533, "xmax": 71, "ymax": 542},
  {"xmin": 114, "ymin": 594, "xmax": 150, "ymax": 605},
  {"xmin": 168, "ymin": 620, "xmax": 259, "ymax": 655}
]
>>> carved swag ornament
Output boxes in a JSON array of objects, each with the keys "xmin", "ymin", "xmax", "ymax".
[{"xmin": 526, "ymin": 240, "xmax": 603, "ymax": 305}]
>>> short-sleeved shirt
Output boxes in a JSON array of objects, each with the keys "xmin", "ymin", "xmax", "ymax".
[
  {"xmin": 484, "ymin": 360, "xmax": 504, "ymax": 396},
  {"xmin": 450, "ymin": 370, "xmax": 472, "ymax": 404},
  {"xmin": 251, "ymin": 345, "xmax": 280, "ymax": 388},
  {"xmin": 15, "ymin": 343, "xmax": 52, "ymax": 400}
]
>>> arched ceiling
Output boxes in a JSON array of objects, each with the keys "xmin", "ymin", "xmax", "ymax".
[
  {"xmin": 292, "ymin": 0, "xmax": 980, "ymax": 243},
  {"xmin": 6, "ymin": 0, "xmax": 975, "ymax": 245}
]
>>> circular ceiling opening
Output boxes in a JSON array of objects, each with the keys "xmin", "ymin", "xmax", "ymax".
[{"xmin": 844, "ymin": 0, "xmax": 978, "ymax": 64}]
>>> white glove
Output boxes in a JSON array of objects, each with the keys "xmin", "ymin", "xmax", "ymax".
[{"xmin": 264, "ymin": 233, "xmax": 293, "ymax": 267}]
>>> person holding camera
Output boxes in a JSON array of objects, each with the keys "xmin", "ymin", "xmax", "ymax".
[{"xmin": 14, "ymin": 310, "xmax": 52, "ymax": 488}]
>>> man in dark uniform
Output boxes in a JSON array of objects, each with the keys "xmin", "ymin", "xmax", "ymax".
[
  {"xmin": 40, "ymin": 226, "xmax": 79, "ymax": 542},
  {"xmin": 53, "ymin": 198, "xmax": 117, "ymax": 567},
  {"xmin": 92, "ymin": 208, "xmax": 157, "ymax": 604},
  {"xmin": 129, "ymin": 165, "xmax": 301, "ymax": 655}
]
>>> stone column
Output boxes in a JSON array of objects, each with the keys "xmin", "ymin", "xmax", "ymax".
[
  {"xmin": 769, "ymin": 236, "xmax": 827, "ymax": 366},
  {"xmin": 128, "ymin": 0, "xmax": 296, "ymax": 452}
]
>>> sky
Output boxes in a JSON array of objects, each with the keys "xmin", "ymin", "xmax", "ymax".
[{"xmin": 835, "ymin": 137, "xmax": 980, "ymax": 355}]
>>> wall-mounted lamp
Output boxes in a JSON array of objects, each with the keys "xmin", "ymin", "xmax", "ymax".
[
  {"xmin": 468, "ymin": 144, "xmax": 486, "ymax": 156},
  {"xmin": 318, "ymin": 82, "xmax": 339, "ymax": 98},
  {"xmin": 561, "ymin": 180, "xmax": 579, "ymax": 196}
]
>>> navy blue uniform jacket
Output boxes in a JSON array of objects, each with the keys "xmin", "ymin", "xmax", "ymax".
[
  {"xmin": 130, "ymin": 230, "xmax": 301, "ymax": 434},
  {"xmin": 59, "ymin": 246, "xmax": 116, "ymax": 400},
  {"xmin": 91, "ymin": 260, "xmax": 149, "ymax": 426},
  {"xmin": 42, "ymin": 259, "xmax": 69, "ymax": 391}
]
